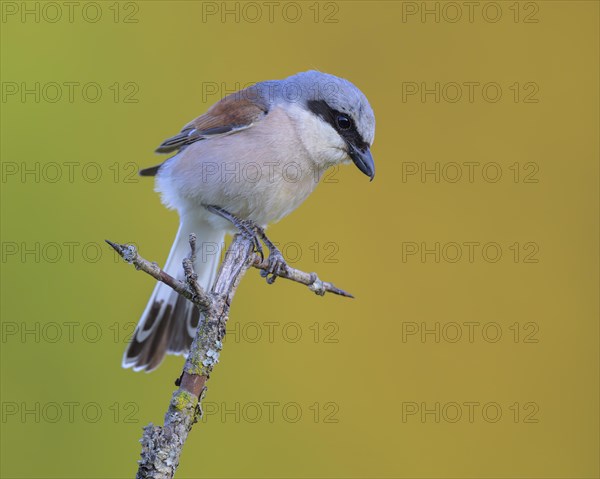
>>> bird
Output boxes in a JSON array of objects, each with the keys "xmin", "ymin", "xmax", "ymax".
[{"xmin": 123, "ymin": 70, "xmax": 376, "ymax": 372}]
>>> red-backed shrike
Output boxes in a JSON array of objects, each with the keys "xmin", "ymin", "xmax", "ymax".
[{"xmin": 124, "ymin": 70, "xmax": 376, "ymax": 371}]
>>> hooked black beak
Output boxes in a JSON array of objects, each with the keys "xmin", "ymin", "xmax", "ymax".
[{"xmin": 348, "ymin": 144, "xmax": 375, "ymax": 181}]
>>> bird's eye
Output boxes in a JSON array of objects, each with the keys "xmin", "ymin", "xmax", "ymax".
[{"xmin": 336, "ymin": 115, "xmax": 352, "ymax": 130}]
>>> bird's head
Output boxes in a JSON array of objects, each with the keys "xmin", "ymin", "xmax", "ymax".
[{"xmin": 280, "ymin": 70, "xmax": 376, "ymax": 180}]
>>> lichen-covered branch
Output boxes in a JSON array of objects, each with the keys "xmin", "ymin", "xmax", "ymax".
[{"xmin": 107, "ymin": 233, "xmax": 353, "ymax": 479}]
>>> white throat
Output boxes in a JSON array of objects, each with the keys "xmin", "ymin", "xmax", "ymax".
[{"xmin": 284, "ymin": 102, "xmax": 349, "ymax": 168}]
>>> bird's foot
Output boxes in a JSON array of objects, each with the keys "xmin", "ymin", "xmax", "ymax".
[
  {"xmin": 255, "ymin": 226, "xmax": 288, "ymax": 284},
  {"xmin": 204, "ymin": 205, "xmax": 289, "ymax": 284},
  {"xmin": 260, "ymin": 249, "xmax": 287, "ymax": 284},
  {"xmin": 204, "ymin": 205, "xmax": 263, "ymax": 259}
]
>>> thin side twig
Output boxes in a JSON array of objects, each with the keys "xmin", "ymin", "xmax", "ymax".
[
  {"xmin": 251, "ymin": 255, "xmax": 354, "ymax": 298},
  {"xmin": 105, "ymin": 240, "xmax": 198, "ymax": 307}
]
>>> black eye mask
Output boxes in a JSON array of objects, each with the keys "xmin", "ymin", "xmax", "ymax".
[{"xmin": 306, "ymin": 99, "xmax": 369, "ymax": 152}]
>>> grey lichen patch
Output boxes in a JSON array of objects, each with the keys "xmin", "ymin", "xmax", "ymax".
[
  {"xmin": 183, "ymin": 319, "xmax": 225, "ymax": 376},
  {"xmin": 123, "ymin": 244, "xmax": 138, "ymax": 264},
  {"xmin": 137, "ymin": 423, "xmax": 181, "ymax": 479},
  {"xmin": 205, "ymin": 348, "xmax": 220, "ymax": 362}
]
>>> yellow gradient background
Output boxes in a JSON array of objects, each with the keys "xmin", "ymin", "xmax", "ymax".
[{"xmin": 1, "ymin": 1, "xmax": 598, "ymax": 478}]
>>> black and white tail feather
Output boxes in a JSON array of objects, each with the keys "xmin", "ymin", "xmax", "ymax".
[{"xmin": 122, "ymin": 218, "xmax": 224, "ymax": 372}]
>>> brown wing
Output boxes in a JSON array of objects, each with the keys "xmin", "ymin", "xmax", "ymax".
[{"xmin": 140, "ymin": 85, "xmax": 270, "ymax": 176}]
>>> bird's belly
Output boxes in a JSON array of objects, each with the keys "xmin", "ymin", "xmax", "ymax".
[
  {"xmin": 218, "ymin": 159, "xmax": 319, "ymax": 226},
  {"xmin": 157, "ymin": 125, "xmax": 321, "ymax": 228},
  {"xmin": 248, "ymin": 175, "xmax": 316, "ymax": 225}
]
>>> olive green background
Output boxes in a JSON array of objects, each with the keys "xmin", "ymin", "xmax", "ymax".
[{"xmin": 1, "ymin": 1, "xmax": 598, "ymax": 478}]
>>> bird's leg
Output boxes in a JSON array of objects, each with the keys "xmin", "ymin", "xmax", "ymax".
[
  {"xmin": 254, "ymin": 226, "xmax": 287, "ymax": 284},
  {"xmin": 204, "ymin": 205, "xmax": 263, "ymax": 259},
  {"xmin": 204, "ymin": 205, "xmax": 287, "ymax": 284}
]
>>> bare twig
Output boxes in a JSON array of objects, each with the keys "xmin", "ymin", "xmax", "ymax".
[
  {"xmin": 107, "ymin": 233, "xmax": 352, "ymax": 479},
  {"xmin": 105, "ymin": 240, "xmax": 197, "ymax": 306},
  {"xmin": 182, "ymin": 234, "xmax": 213, "ymax": 311},
  {"xmin": 251, "ymin": 256, "xmax": 354, "ymax": 298}
]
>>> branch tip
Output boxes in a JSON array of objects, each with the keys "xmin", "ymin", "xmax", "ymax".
[{"xmin": 105, "ymin": 239, "xmax": 122, "ymax": 254}]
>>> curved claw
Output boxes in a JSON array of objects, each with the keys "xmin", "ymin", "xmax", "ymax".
[{"xmin": 262, "ymin": 252, "xmax": 287, "ymax": 284}]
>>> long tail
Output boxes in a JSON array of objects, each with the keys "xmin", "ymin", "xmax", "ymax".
[{"xmin": 123, "ymin": 217, "xmax": 225, "ymax": 372}]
